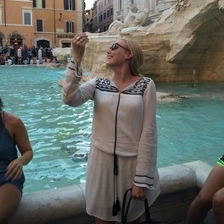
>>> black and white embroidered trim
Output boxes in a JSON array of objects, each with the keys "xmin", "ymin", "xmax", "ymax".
[
  {"xmin": 96, "ymin": 78, "xmax": 118, "ymax": 92},
  {"xmin": 133, "ymin": 180, "xmax": 153, "ymax": 187},
  {"xmin": 135, "ymin": 174, "xmax": 154, "ymax": 180},
  {"xmin": 123, "ymin": 77, "xmax": 151, "ymax": 96},
  {"xmin": 95, "ymin": 77, "xmax": 151, "ymax": 95}
]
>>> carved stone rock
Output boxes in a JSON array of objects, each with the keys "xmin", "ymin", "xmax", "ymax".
[
  {"xmin": 85, "ymin": 0, "xmax": 224, "ymax": 82},
  {"xmin": 54, "ymin": 0, "xmax": 224, "ymax": 82}
]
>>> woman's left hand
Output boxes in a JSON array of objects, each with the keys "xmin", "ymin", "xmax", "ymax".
[
  {"xmin": 5, "ymin": 159, "xmax": 23, "ymax": 181},
  {"xmin": 131, "ymin": 185, "xmax": 148, "ymax": 201}
]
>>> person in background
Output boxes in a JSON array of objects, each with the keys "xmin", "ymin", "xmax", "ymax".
[
  {"xmin": 62, "ymin": 33, "xmax": 160, "ymax": 224},
  {"xmin": 186, "ymin": 157, "xmax": 224, "ymax": 224},
  {"xmin": 0, "ymin": 97, "xmax": 33, "ymax": 223},
  {"xmin": 7, "ymin": 57, "xmax": 12, "ymax": 65},
  {"xmin": 0, "ymin": 54, "xmax": 5, "ymax": 65},
  {"xmin": 0, "ymin": 44, "xmax": 3, "ymax": 54}
]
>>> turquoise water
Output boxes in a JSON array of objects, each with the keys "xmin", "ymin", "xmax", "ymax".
[
  {"xmin": 156, "ymin": 83, "xmax": 224, "ymax": 168},
  {"xmin": 0, "ymin": 66, "xmax": 224, "ymax": 193}
]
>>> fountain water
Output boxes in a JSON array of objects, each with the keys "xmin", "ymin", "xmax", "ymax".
[{"xmin": 0, "ymin": 66, "xmax": 224, "ymax": 194}]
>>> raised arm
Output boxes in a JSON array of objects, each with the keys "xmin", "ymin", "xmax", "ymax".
[{"xmin": 62, "ymin": 33, "xmax": 95, "ymax": 107}]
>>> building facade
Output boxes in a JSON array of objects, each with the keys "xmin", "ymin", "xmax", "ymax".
[
  {"xmin": 95, "ymin": 0, "xmax": 113, "ymax": 32},
  {"xmin": 91, "ymin": 0, "xmax": 99, "ymax": 32},
  {"xmin": 0, "ymin": 0, "xmax": 84, "ymax": 48},
  {"xmin": 84, "ymin": 9, "xmax": 93, "ymax": 32},
  {"xmin": 83, "ymin": 0, "xmax": 175, "ymax": 33}
]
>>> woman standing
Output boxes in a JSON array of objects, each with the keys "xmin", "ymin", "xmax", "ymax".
[
  {"xmin": 62, "ymin": 33, "xmax": 160, "ymax": 224},
  {"xmin": 0, "ymin": 98, "xmax": 33, "ymax": 222}
]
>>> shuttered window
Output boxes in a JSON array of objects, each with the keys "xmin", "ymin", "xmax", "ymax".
[
  {"xmin": 33, "ymin": 0, "xmax": 46, "ymax": 8},
  {"xmin": 66, "ymin": 21, "xmax": 74, "ymax": 33},
  {"xmin": 24, "ymin": 11, "xmax": 32, "ymax": 25},
  {"xmin": 36, "ymin": 19, "xmax": 43, "ymax": 32},
  {"xmin": 64, "ymin": 0, "xmax": 75, "ymax": 10}
]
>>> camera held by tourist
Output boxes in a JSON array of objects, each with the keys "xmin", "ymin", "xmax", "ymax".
[
  {"xmin": 0, "ymin": 98, "xmax": 33, "ymax": 223},
  {"xmin": 62, "ymin": 33, "xmax": 160, "ymax": 224}
]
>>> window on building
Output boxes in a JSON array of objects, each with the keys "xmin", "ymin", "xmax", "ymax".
[
  {"xmin": 110, "ymin": 8, "xmax": 113, "ymax": 16},
  {"xmin": 99, "ymin": 14, "xmax": 103, "ymax": 22},
  {"xmin": 118, "ymin": 0, "xmax": 122, "ymax": 10},
  {"xmin": 64, "ymin": 0, "xmax": 75, "ymax": 10},
  {"xmin": 36, "ymin": 19, "xmax": 43, "ymax": 32},
  {"xmin": 66, "ymin": 21, "xmax": 74, "ymax": 33},
  {"xmin": 23, "ymin": 11, "xmax": 32, "ymax": 25},
  {"xmin": 37, "ymin": 40, "xmax": 49, "ymax": 48},
  {"xmin": 33, "ymin": 0, "xmax": 46, "ymax": 8}
]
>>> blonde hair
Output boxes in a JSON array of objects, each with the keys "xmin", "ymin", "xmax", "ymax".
[{"xmin": 121, "ymin": 38, "xmax": 144, "ymax": 75}]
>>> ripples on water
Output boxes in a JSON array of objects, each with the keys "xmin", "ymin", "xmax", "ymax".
[
  {"xmin": 156, "ymin": 82, "xmax": 224, "ymax": 168},
  {"xmin": 0, "ymin": 66, "xmax": 224, "ymax": 192},
  {"xmin": 1, "ymin": 66, "xmax": 92, "ymax": 192}
]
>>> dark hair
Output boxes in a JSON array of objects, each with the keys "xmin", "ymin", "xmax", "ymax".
[{"xmin": 0, "ymin": 98, "xmax": 3, "ymax": 110}]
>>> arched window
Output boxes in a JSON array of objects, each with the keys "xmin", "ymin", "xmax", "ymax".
[
  {"xmin": 37, "ymin": 40, "xmax": 50, "ymax": 48},
  {"xmin": 10, "ymin": 34, "xmax": 23, "ymax": 47}
]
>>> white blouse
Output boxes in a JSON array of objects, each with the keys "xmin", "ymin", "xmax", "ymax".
[{"xmin": 62, "ymin": 60, "xmax": 159, "ymax": 189}]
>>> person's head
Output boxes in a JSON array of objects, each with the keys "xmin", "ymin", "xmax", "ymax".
[
  {"xmin": 107, "ymin": 38, "xmax": 144, "ymax": 75},
  {"xmin": 0, "ymin": 98, "xmax": 3, "ymax": 110}
]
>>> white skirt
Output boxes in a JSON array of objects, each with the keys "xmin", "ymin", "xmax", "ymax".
[{"xmin": 85, "ymin": 146, "xmax": 160, "ymax": 222}]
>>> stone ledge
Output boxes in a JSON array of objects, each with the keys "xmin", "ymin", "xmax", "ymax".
[{"xmin": 7, "ymin": 161, "xmax": 212, "ymax": 224}]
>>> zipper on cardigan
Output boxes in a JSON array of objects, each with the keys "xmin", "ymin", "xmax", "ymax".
[{"xmin": 112, "ymin": 93, "xmax": 121, "ymax": 216}]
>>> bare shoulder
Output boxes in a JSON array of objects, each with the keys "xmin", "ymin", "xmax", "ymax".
[{"xmin": 4, "ymin": 111, "xmax": 24, "ymax": 128}]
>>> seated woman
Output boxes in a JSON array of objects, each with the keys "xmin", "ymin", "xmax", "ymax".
[
  {"xmin": 186, "ymin": 156, "xmax": 224, "ymax": 224},
  {"xmin": 0, "ymin": 97, "xmax": 33, "ymax": 223}
]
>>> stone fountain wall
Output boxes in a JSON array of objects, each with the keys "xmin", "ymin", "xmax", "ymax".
[
  {"xmin": 7, "ymin": 161, "xmax": 212, "ymax": 224},
  {"xmin": 86, "ymin": 0, "xmax": 224, "ymax": 82},
  {"xmin": 54, "ymin": 0, "xmax": 224, "ymax": 82}
]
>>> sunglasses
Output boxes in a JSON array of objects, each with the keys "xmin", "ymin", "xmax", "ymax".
[{"xmin": 110, "ymin": 43, "xmax": 130, "ymax": 52}]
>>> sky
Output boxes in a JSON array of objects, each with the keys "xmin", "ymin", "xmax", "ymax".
[{"xmin": 85, "ymin": 0, "xmax": 95, "ymax": 10}]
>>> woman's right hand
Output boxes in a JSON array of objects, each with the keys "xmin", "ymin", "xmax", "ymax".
[{"xmin": 71, "ymin": 33, "xmax": 89, "ymax": 65}]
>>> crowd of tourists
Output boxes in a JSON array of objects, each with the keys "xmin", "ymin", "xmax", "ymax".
[{"xmin": 0, "ymin": 44, "xmax": 59, "ymax": 65}]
